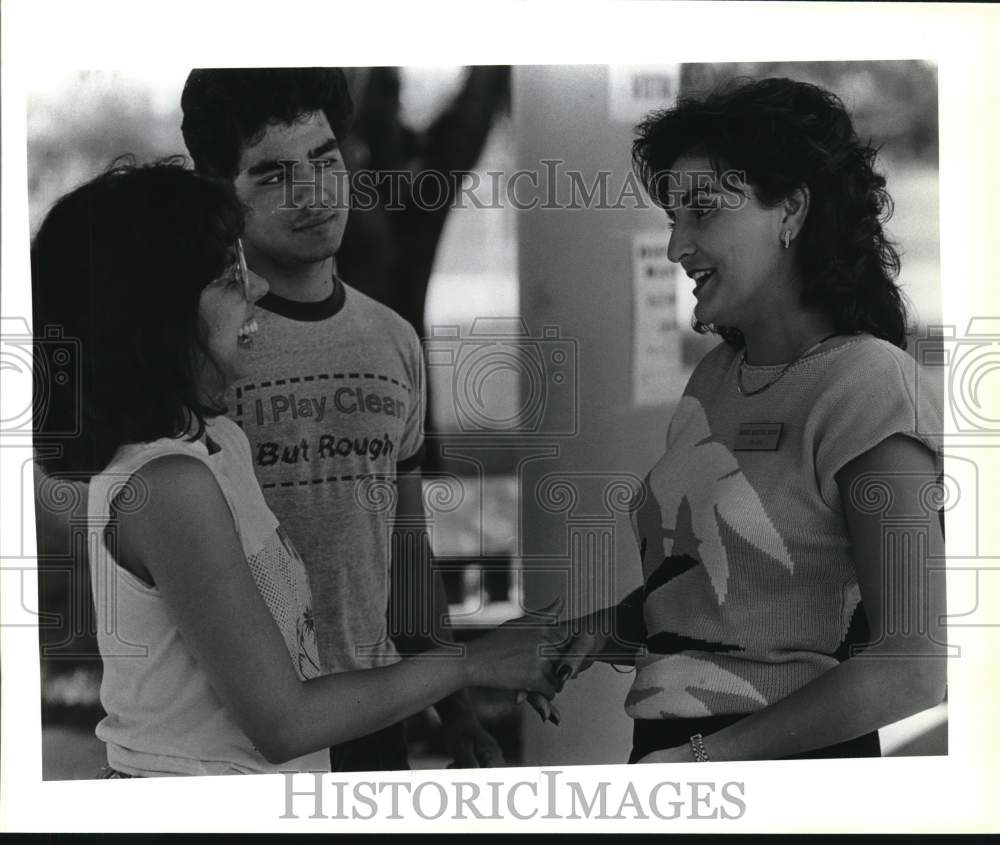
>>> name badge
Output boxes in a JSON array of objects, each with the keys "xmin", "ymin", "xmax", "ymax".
[{"xmin": 734, "ymin": 422, "xmax": 783, "ymax": 451}]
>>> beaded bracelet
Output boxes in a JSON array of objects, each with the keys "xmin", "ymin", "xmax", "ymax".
[{"xmin": 689, "ymin": 733, "xmax": 710, "ymax": 762}]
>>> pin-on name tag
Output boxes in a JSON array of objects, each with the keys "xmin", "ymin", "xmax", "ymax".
[{"xmin": 734, "ymin": 422, "xmax": 783, "ymax": 451}]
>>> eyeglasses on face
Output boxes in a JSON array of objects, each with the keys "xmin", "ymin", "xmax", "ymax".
[
  {"xmin": 235, "ymin": 238, "xmax": 250, "ymax": 301},
  {"xmin": 210, "ymin": 238, "xmax": 251, "ymax": 300}
]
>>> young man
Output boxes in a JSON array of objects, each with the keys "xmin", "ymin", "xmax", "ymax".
[{"xmin": 181, "ymin": 68, "xmax": 503, "ymax": 770}]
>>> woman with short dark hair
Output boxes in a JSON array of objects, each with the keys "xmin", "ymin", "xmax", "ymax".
[{"xmin": 565, "ymin": 77, "xmax": 945, "ymax": 763}]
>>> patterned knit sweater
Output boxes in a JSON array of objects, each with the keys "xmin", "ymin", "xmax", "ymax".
[{"xmin": 625, "ymin": 334, "xmax": 942, "ymax": 720}]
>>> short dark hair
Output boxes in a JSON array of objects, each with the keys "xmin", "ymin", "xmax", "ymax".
[
  {"xmin": 632, "ymin": 76, "xmax": 908, "ymax": 348},
  {"xmin": 32, "ymin": 159, "xmax": 245, "ymax": 477},
  {"xmin": 181, "ymin": 68, "xmax": 354, "ymax": 179}
]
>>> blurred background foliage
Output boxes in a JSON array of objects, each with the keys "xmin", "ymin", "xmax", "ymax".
[{"xmin": 681, "ymin": 61, "xmax": 938, "ymax": 162}]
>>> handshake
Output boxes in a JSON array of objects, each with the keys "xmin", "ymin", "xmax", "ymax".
[{"xmin": 463, "ymin": 596, "xmax": 607, "ymax": 727}]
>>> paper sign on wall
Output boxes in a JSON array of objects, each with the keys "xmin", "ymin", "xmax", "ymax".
[
  {"xmin": 608, "ymin": 64, "xmax": 681, "ymax": 124},
  {"xmin": 632, "ymin": 231, "xmax": 683, "ymax": 406}
]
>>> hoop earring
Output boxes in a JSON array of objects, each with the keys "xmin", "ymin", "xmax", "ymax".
[{"xmin": 781, "ymin": 230, "xmax": 791, "ymax": 250}]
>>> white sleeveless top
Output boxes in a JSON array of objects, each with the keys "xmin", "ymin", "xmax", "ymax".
[{"xmin": 87, "ymin": 415, "xmax": 329, "ymax": 776}]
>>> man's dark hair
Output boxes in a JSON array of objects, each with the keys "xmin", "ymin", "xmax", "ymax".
[
  {"xmin": 181, "ymin": 68, "xmax": 353, "ymax": 179},
  {"xmin": 632, "ymin": 76, "xmax": 908, "ymax": 349},
  {"xmin": 32, "ymin": 159, "xmax": 245, "ymax": 477}
]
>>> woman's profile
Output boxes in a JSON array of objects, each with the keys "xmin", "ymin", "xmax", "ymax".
[{"xmin": 564, "ymin": 77, "xmax": 946, "ymax": 763}]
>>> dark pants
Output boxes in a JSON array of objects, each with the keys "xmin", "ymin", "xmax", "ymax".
[
  {"xmin": 629, "ymin": 714, "xmax": 881, "ymax": 763},
  {"xmin": 329, "ymin": 720, "xmax": 410, "ymax": 772}
]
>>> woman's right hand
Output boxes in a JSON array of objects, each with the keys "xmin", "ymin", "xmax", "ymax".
[
  {"xmin": 464, "ymin": 598, "xmax": 566, "ymax": 698},
  {"xmin": 556, "ymin": 612, "xmax": 611, "ymax": 679}
]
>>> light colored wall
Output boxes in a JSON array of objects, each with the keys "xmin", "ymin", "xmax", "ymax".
[{"xmin": 513, "ymin": 64, "xmax": 677, "ymax": 766}]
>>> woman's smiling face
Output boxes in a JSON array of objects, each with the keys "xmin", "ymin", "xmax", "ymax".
[
  {"xmin": 195, "ymin": 239, "xmax": 269, "ymax": 400},
  {"xmin": 664, "ymin": 154, "xmax": 792, "ymax": 333}
]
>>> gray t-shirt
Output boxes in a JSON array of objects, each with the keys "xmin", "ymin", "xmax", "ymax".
[{"xmin": 225, "ymin": 280, "xmax": 425, "ymax": 672}]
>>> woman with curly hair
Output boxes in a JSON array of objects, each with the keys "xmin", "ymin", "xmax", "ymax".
[
  {"xmin": 32, "ymin": 161, "xmax": 565, "ymax": 777},
  {"xmin": 563, "ymin": 77, "xmax": 945, "ymax": 762}
]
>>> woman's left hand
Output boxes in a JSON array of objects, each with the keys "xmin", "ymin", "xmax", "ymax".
[{"xmin": 636, "ymin": 744, "xmax": 693, "ymax": 764}]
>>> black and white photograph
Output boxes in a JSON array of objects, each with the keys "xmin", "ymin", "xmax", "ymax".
[{"xmin": 2, "ymin": 0, "xmax": 998, "ymax": 835}]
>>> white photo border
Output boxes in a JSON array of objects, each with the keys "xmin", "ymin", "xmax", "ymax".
[{"xmin": 2, "ymin": 0, "xmax": 998, "ymax": 834}]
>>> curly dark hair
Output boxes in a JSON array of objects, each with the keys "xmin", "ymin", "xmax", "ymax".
[
  {"xmin": 632, "ymin": 76, "xmax": 908, "ymax": 348},
  {"xmin": 32, "ymin": 159, "xmax": 245, "ymax": 477},
  {"xmin": 181, "ymin": 68, "xmax": 353, "ymax": 179}
]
